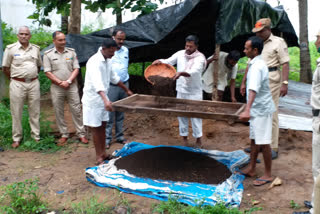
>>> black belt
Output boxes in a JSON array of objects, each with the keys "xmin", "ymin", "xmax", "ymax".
[
  {"xmin": 268, "ymin": 67, "xmax": 278, "ymax": 72},
  {"xmin": 313, "ymin": 109, "xmax": 320, "ymax": 117},
  {"xmin": 110, "ymin": 80, "xmax": 128, "ymax": 86}
]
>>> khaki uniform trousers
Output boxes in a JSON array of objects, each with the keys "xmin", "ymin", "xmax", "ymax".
[
  {"xmin": 50, "ymin": 83, "xmax": 85, "ymax": 138},
  {"xmin": 269, "ymin": 70, "xmax": 281, "ymax": 151},
  {"xmin": 311, "ymin": 117, "xmax": 320, "ymax": 214},
  {"xmin": 10, "ymin": 79, "xmax": 40, "ymax": 141}
]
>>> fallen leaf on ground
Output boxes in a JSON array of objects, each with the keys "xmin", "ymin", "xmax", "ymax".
[{"xmin": 268, "ymin": 176, "xmax": 282, "ymax": 190}]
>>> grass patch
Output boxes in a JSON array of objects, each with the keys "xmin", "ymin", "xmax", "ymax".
[
  {"xmin": 0, "ymin": 100, "xmax": 60, "ymax": 153},
  {"xmin": 67, "ymin": 195, "xmax": 112, "ymax": 214},
  {"xmin": 0, "ymin": 178, "xmax": 48, "ymax": 214},
  {"xmin": 290, "ymin": 200, "xmax": 301, "ymax": 210},
  {"xmin": 153, "ymin": 197, "xmax": 243, "ymax": 214}
]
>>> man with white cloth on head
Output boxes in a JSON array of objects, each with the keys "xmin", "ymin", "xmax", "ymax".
[{"xmin": 152, "ymin": 35, "xmax": 206, "ymax": 148}]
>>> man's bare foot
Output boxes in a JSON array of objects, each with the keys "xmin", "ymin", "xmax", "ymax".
[
  {"xmin": 195, "ymin": 138, "xmax": 202, "ymax": 148},
  {"xmin": 95, "ymin": 154, "xmax": 111, "ymax": 165},
  {"xmin": 236, "ymin": 167, "xmax": 256, "ymax": 177},
  {"xmin": 183, "ymin": 137, "xmax": 188, "ymax": 146}
]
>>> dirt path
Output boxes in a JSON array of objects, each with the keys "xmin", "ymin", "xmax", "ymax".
[{"xmin": 0, "ymin": 98, "xmax": 313, "ymax": 213}]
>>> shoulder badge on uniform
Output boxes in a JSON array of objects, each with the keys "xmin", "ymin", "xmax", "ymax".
[
  {"xmin": 31, "ymin": 44, "xmax": 40, "ymax": 49},
  {"xmin": 6, "ymin": 43, "xmax": 17, "ymax": 49},
  {"xmin": 44, "ymin": 48, "xmax": 54, "ymax": 54},
  {"xmin": 66, "ymin": 47, "xmax": 75, "ymax": 51}
]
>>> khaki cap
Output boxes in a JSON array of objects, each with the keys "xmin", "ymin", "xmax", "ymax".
[
  {"xmin": 317, "ymin": 29, "xmax": 320, "ymax": 36},
  {"xmin": 252, "ymin": 18, "xmax": 271, "ymax": 33}
]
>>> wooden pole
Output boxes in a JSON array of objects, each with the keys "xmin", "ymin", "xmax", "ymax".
[{"xmin": 212, "ymin": 44, "xmax": 220, "ymax": 100}]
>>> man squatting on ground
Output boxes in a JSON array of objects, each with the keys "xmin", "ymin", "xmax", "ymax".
[
  {"xmin": 294, "ymin": 30, "xmax": 320, "ymax": 214},
  {"xmin": 202, "ymin": 50, "xmax": 241, "ymax": 102},
  {"xmin": 238, "ymin": 36, "xmax": 275, "ymax": 186},
  {"xmin": 82, "ymin": 38, "xmax": 133, "ymax": 165},
  {"xmin": 152, "ymin": 35, "xmax": 207, "ymax": 147},
  {"xmin": 241, "ymin": 18, "xmax": 290, "ymax": 160},
  {"xmin": 2, "ymin": 26, "xmax": 42, "ymax": 148},
  {"xmin": 43, "ymin": 31, "xmax": 88, "ymax": 146},
  {"xmin": 105, "ymin": 29, "xmax": 130, "ymax": 148}
]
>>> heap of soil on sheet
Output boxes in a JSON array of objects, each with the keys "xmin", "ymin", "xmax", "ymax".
[
  {"xmin": 148, "ymin": 75, "xmax": 176, "ymax": 97},
  {"xmin": 115, "ymin": 147, "xmax": 232, "ymax": 184}
]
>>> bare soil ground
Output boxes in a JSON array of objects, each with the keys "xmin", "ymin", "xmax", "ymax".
[{"xmin": 0, "ymin": 97, "xmax": 313, "ymax": 213}]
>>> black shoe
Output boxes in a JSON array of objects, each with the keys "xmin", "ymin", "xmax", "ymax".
[
  {"xmin": 304, "ymin": 201, "xmax": 312, "ymax": 209},
  {"xmin": 292, "ymin": 212, "xmax": 310, "ymax": 214},
  {"xmin": 271, "ymin": 150, "xmax": 278, "ymax": 160}
]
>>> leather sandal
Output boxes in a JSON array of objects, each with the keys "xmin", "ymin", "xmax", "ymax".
[
  {"xmin": 57, "ymin": 137, "xmax": 68, "ymax": 146},
  {"xmin": 12, "ymin": 141, "xmax": 20, "ymax": 148},
  {"xmin": 79, "ymin": 137, "xmax": 89, "ymax": 144}
]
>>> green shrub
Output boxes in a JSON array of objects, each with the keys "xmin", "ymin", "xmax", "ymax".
[
  {"xmin": 238, "ymin": 56, "xmax": 248, "ymax": 71},
  {"xmin": 39, "ymin": 71, "xmax": 52, "ymax": 95},
  {"xmin": 0, "ymin": 100, "xmax": 59, "ymax": 153},
  {"xmin": 0, "ymin": 178, "xmax": 48, "ymax": 214},
  {"xmin": 128, "ymin": 62, "xmax": 152, "ymax": 76},
  {"xmin": 153, "ymin": 197, "xmax": 242, "ymax": 214}
]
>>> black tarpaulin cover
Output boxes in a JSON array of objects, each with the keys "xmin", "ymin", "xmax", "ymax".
[{"xmin": 64, "ymin": 0, "xmax": 298, "ymax": 64}]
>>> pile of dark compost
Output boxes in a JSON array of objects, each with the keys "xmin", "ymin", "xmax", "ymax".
[
  {"xmin": 148, "ymin": 75, "xmax": 176, "ymax": 97},
  {"xmin": 115, "ymin": 147, "xmax": 232, "ymax": 184}
]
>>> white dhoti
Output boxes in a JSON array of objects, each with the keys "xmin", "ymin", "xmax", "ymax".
[{"xmin": 177, "ymin": 92, "xmax": 202, "ymax": 138}]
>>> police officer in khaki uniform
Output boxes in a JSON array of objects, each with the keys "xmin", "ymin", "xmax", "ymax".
[
  {"xmin": 43, "ymin": 31, "xmax": 88, "ymax": 146},
  {"xmin": 2, "ymin": 26, "xmax": 42, "ymax": 148},
  {"xmin": 241, "ymin": 18, "xmax": 290, "ymax": 159},
  {"xmin": 294, "ymin": 30, "xmax": 320, "ymax": 214}
]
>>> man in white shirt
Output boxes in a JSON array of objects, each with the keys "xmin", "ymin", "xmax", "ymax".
[
  {"xmin": 152, "ymin": 35, "xmax": 206, "ymax": 147},
  {"xmin": 239, "ymin": 36, "xmax": 275, "ymax": 186},
  {"xmin": 82, "ymin": 38, "xmax": 133, "ymax": 165},
  {"xmin": 202, "ymin": 51, "xmax": 240, "ymax": 102}
]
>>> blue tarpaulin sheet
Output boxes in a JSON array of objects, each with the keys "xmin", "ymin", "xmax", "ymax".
[{"xmin": 85, "ymin": 142, "xmax": 249, "ymax": 207}]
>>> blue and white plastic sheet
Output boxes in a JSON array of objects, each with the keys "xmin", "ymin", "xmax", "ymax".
[{"xmin": 85, "ymin": 142, "xmax": 249, "ymax": 207}]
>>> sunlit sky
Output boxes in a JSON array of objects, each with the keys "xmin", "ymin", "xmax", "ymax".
[{"xmin": 261, "ymin": 0, "xmax": 319, "ymax": 41}]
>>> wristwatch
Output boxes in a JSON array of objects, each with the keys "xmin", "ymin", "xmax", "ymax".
[
  {"xmin": 282, "ymin": 80, "xmax": 288, "ymax": 85},
  {"xmin": 66, "ymin": 79, "xmax": 72, "ymax": 84}
]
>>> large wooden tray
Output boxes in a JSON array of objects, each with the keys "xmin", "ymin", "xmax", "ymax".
[{"xmin": 112, "ymin": 94, "xmax": 245, "ymax": 121}]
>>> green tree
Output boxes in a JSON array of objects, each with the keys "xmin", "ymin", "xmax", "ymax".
[{"xmin": 27, "ymin": 0, "xmax": 164, "ymax": 28}]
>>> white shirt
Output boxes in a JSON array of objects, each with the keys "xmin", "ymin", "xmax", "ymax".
[
  {"xmin": 311, "ymin": 57, "xmax": 320, "ymax": 110},
  {"xmin": 202, "ymin": 52, "xmax": 238, "ymax": 93},
  {"xmin": 247, "ymin": 55, "xmax": 275, "ymax": 117},
  {"xmin": 82, "ymin": 48, "xmax": 120, "ymax": 108},
  {"xmin": 160, "ymin": 50, "xmax": 206, "ymax": 94},
  {"xmin": 111, "ymin": 46, "xmax": 129, "ymax": 82}
]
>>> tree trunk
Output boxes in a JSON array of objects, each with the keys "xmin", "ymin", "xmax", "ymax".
[
  {"xmin": 68, "ymin": 0, "xmax": 81, "ymax": 34},
  {"xmin": 116, "ymin": 0, "xmax": 122, "ymax": 25},
  {"xmin": 212, "ymin": 45, "xmax": 220, "ymax": 101},
  {"xmin": 61, "ymin": 15, "xmax": 68, "ymax": 34},
  {"xmin": 298, "ymin": 0, "xmax": 312, "ymax": 83}
]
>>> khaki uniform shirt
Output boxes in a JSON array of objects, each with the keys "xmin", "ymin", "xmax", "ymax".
[
  {"xmin": 261, "ymin": 33, "xmax": 290, "ymax": 68},
  {"xmin": 2, "ymin": 42, "xmax": 41, "ymax": 78},
  {"xmin": 311, "ymin": 58, "xmax": 320, "ymax": 110},
  {"xmin": 43, "ymin": 47, "xmax": 80, "ymax": 81}
]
